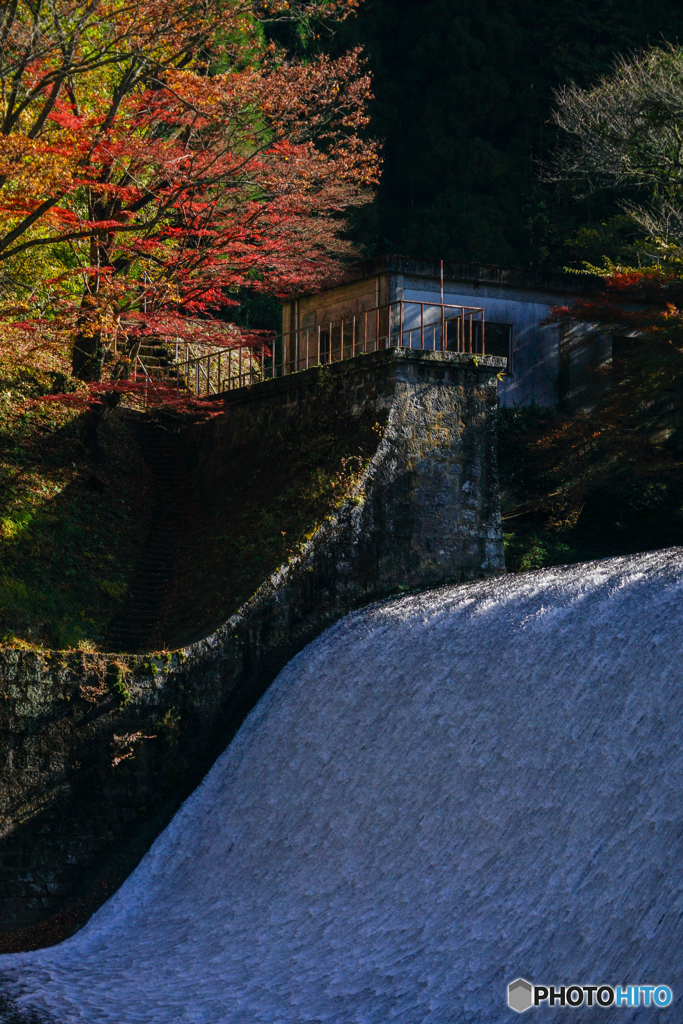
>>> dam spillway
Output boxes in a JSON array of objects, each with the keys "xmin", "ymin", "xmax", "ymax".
[{"xmin": 2, "ymin": 548, "xmax": 683, "ymax": 1023}]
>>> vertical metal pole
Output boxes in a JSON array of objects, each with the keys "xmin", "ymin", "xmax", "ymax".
[
  {"xmin": 295, "ymin": 327, "xmax": 299, "ymax": 373},
  {"xmin": 469, "ymin": 314, "xmax": 473, "ymax": 354},
  {"xmin": 399, "ymin": 301, "xmax": 404, "ymax": 348},
  {"xmin": 420, "ymin": 303, "xmax": 424, "ymax": 349},
  {"xmin": 441, "ymin": 303, "xmax": 445, "ymax": 352},
  {"xmin": 440, "ymin": 259, "xmax": 444, "ymax": 305},
  {"xmin": 481, "ymin": 312, "xmax": 486, "ymax": 355},
  {"xmin": 461, "ymin": 308, "xmax": 466, "ymax": 353}
]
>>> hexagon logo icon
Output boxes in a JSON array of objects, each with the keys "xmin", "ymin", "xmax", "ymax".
[{"xmin": 508, "ymin": 978, "xmax": 533, "ymax": 1013}]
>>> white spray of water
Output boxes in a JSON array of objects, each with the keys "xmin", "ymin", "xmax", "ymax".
[{"xmin": 2, "ymin": 549, "xmax": 683, "ymax": 1024}]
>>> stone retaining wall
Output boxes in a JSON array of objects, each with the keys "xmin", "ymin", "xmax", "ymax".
[{"xmin": 0, "ymin": 348, "xmax": 505, "ymax": 950}]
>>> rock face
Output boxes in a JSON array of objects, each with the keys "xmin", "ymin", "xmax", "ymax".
[{"xmin": 0, "ymin": 348, "xmax": 505, "ymax": 949}]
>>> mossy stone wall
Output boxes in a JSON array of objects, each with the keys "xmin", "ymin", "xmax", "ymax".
[{"xmin": 0, "ymin": 349, "xmax": 504, "ymax": 950}]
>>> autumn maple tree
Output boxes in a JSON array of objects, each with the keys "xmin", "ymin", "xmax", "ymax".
[{"xmin": 0, "ymin": 0, "xmax": 378, "ymax": 381}]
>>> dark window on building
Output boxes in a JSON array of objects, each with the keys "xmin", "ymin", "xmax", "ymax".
[
  {"xmin": 320, "ymin": 328, "xmax": 331, "ymax": 364},
  {"xmin": 471, "ymin": 321, "xmax": 512, "ymax": 371}
]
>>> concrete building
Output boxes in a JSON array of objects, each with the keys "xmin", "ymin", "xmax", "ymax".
[{"xmin": 280, "ymin": 257, "xmax": 607, "ymax": 409}]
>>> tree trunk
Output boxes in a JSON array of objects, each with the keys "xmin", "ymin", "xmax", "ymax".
[
  {"xmin": 72, "ymin": 296, "xmax": 105, "ymax": 381},
  {"xmin": 72, "ymin": 226, "xmax": 111, "ymax": 381}
]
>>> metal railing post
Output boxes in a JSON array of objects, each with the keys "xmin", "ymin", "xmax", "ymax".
[{"xmin": 181, "ymin": 299, "xmax": 486, "ymax": 391}]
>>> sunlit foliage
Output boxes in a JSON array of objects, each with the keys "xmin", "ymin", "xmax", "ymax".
[{"xmin": 0, "ymin": 0, "xmax": 378, "ymax": 379}]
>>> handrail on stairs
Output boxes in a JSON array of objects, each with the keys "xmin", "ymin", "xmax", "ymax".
[{"xmin": 129, "ymin": 299, "xmax": 486, "ymax": 404}]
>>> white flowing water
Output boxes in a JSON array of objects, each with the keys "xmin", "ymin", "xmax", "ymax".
[{"xmin": 2, "ymin": 549, "xmax": 683, "ymax": 1024}]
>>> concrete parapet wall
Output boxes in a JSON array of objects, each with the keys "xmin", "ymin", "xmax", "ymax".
[{"xmin": 0, "ymin": 348, "xmax": 505, "ymax": 949}]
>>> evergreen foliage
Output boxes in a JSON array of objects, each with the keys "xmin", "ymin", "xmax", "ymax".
[{"xmin": 340, "ymin": 0, "xmax": 683, "ymax": 267}]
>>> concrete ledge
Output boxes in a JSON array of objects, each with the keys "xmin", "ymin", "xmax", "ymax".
[{"xmin": 208, "ymin": 347, "xmax": 508, "ymax": 407}]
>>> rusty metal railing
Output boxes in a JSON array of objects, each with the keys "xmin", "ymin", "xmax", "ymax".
[
  {"xmin": 131, "ymin": 342, "xmax": 267, "ymax": 399},
  {"xmin": 128, "ymin": 300, "xmax": 486, "ymax": 401},
  {"xmin": 282, "ymin": 300, "xmax": 486, "ymax": 376}
]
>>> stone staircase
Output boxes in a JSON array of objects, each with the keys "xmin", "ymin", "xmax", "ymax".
[{"xmin": 135, "ymin": 340, "xmax": 187, "ymax": 389}]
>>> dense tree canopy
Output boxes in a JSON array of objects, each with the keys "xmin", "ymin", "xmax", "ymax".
[
  {"xmin": 551, "ymin": 45, "xmax": 683, "ymax": 265},
  {"xmin": 339, "ymin": 0, "xmax": 683, "ymax": 268},
  {"xmin": 0, "ymin": 0, "xmax": 377, "ymax": 380}
]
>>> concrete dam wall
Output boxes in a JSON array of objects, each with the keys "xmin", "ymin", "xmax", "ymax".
[
  {"xmin": 0, "ymin": 348, "xmax": 505, "ymax": 950},
  {"xmin": 2, "ymin": 549, "xmax": 681, "ymax": 1023}
]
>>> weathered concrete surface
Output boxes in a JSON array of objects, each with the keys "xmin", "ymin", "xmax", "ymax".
[
  {"xmin": 285, "ymin": 256, "xmax": 605, "ymax": 410},
  {"xmin": 0, "ymin": 348, "xmax": 505, "ymax": 950}
]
